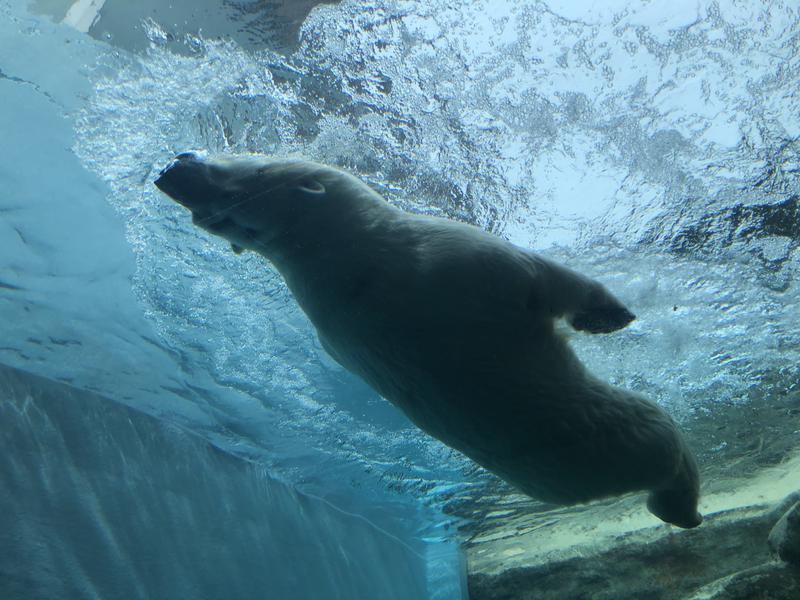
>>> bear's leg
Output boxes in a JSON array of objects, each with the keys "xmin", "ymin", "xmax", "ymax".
[
  {"xmin": 540, "ymin": 257, "xmax": 636, "ymax": 334},
  {"xmin": 570, "ymin": 301, "xmax": 636, "ymax": 334}
]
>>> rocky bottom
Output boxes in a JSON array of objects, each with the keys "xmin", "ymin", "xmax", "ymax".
[{"xmin": 468, "ymin": 490, "xmax": 800, "ymax": 600}]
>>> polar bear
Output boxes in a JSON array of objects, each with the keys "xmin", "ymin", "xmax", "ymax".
[{"xmin": 155, "ymin": 152, "xmax": 702, "ymax": 528}]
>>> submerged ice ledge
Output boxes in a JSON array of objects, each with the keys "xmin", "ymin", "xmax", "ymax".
[{"xmin": 0, "ymin": 362, "xmax": 460, "ymax": 599}]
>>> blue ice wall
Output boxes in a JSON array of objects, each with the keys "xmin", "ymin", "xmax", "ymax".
[{"xmin": 0, "ymin": 363, "xmax": 429, "ymax": 599}]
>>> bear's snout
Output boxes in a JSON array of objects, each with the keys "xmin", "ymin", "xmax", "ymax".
[{"xmin": 155, "ymin": 152, "xmax": 213, "ymax": 209}]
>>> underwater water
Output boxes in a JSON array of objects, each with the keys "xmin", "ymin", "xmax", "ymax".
[{"xmin": 1, "ymin": 0, "xmax": 799, "ymax": 598}]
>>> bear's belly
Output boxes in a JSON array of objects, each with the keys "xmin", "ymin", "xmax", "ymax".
[
  {"xmin": 316, "ymin": 310, "xmax": 678, "ymax": 506},
  {"xmin": 317, "ymin": 315, "xmax": 609, "ymax": 499}
]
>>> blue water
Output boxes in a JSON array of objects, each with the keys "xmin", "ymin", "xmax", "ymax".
[{"xmin": 1, "ymin": 1, "xmax": 798, "ymax": 598}]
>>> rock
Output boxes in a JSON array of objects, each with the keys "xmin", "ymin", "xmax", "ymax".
[
  {"xmin": 768, "ymin": 500, "xmax": 800, "ymax": 566},
  {"xmin": 689, "ymin": 562, "xmax": 800, "ymax": 599},
  {"xmin": 468, "ymin": 494, "xmax": 800, "ymax": 599}
]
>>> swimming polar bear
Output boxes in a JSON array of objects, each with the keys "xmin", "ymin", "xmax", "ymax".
[{"xmin": 155, "ymin": 152, "xmax": 702, "ymax": 528}]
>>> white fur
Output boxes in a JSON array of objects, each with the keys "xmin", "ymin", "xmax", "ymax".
[{"xmin": 155, "ymin": 154, "xmax": 702, "ymax": 528}]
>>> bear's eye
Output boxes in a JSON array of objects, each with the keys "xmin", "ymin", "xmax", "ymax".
[{"xmin": 297, "ymin": 179, "xmax": 326, "ymax": 195}]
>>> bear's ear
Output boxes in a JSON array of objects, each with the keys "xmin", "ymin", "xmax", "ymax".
[{"xmin": 296, "ymin": 179, "xmax": 326, "ymax": 195}]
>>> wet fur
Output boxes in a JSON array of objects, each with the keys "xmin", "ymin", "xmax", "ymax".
[{"xmin": 155, "ymin": 154, "xmax": 702, "ymax": 528}]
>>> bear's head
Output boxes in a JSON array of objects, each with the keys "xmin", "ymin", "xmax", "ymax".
[{"xmin": 155, "ymin": 152, "xmax": 376, "ymax": 255}]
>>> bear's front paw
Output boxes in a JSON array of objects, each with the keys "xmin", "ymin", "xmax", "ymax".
[{"xmin": 570, "ymin": 306, "xmax": 636, "ymax": 334}]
